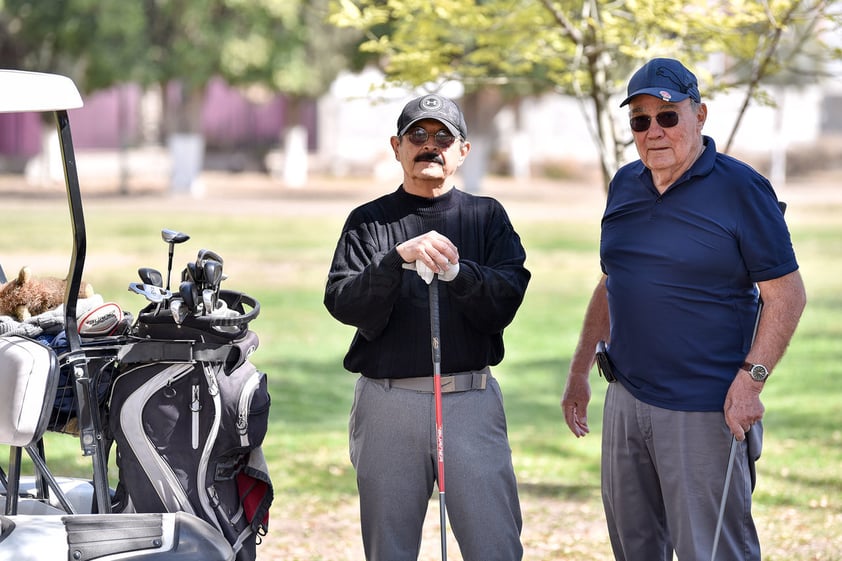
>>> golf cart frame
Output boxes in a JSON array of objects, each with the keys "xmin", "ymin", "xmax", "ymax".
[{"xmin": 0, "ymin": 69, "xmax": 235, "ymax": 560}]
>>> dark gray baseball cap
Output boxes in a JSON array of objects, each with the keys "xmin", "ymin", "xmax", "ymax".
[{"xmin": 397, "ymin": 94, "xmax": 468, "ymax": 138}]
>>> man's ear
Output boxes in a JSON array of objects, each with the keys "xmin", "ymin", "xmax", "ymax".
[
  {"xmin": 390, "ymin": 135, "xmax": 401, "ymax": 160},
  {"xmin": 696, "ymin": 103, "xmax": 708, "ymax": 130},
  {"xmin": 458, "ymin": 140, "xmax": 471, "ymax": 165}
]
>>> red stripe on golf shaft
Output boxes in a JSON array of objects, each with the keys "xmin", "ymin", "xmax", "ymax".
[{"xmin": 435, "ymin": 377, "xmax": 445, "ymax": 493}]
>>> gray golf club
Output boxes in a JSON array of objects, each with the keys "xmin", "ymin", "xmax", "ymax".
[
  {"xmin": 162, "ymin": 228, "xmax": 190, "ymax": 292},
  {"xmin": 711, "ymin": 435, "xmax": 738, "ymax": 561}
]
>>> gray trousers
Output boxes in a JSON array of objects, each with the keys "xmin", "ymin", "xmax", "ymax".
[
  {"xmin": 349, "ymin": 375, "xmax": 523, "ymax": 561},
  {"xmin": 602, "ymin": 381, "xmax": 761, "ymax": 561}
]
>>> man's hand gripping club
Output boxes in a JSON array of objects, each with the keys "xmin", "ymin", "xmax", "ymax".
[{"xmin": 398, "ymin": 230, "xmax": 460, "ymax": 284}]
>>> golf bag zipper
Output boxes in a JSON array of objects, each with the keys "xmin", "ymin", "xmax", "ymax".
[
  {"xmin": 191, "ymin": 382, "xmax": 201, "ymax": 449},
  {"xmin": 236, "ymin": 369, "xmax": 263, "ymax": 448},
  {"xmin": 198, "ymin": 362, "xmax": 223, "ymax": 534}
]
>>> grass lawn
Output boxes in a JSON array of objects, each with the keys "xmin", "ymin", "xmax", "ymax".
[{"xmin": 1, "ymin": 173, "xmax": 840, "ymax": 560}]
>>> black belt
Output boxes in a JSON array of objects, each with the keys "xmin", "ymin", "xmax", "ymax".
[{"xmin": 369, "ymin": 367, "xmax": 490, "ymax": 394}]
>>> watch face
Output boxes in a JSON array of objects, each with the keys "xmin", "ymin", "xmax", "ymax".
[{"xmin": 750, "ymin": 364, "xmax": 769, "ymax": 381}]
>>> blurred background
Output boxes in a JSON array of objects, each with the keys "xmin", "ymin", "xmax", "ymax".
[{"xmin": 3, "ymin": 3, "xmax": 842, "ymax": 559}]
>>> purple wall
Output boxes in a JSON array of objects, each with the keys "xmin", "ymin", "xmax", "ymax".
[{"xmin": 0, "ymin": 78, "xmax": 315, "ymax": 157}]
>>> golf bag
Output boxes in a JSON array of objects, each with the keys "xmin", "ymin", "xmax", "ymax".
[{"xmin": 107, "ymin": 292, "xmax": 272, "ymax": 561}]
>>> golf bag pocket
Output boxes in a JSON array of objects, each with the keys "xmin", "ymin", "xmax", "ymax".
[
  {"xmin": 0, "ymin": 335, "xmax": 59, "ymax": 447},
  {"xmin": 108, "ymin": 329, "xmax": 272, "ymax": 561}
]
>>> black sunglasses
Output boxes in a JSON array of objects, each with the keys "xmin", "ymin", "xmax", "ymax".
[
  {"xmin": 404, "ymin": 127, "xmax": 457, "ymax": 148},
  {"xmin": 629, "ymin": 111, "xmax": 680, "ymax": 133}
]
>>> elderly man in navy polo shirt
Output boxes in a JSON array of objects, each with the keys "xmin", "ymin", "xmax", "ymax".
[{"xmin": 561, "ymin": 58, "xmax": 806, "ymax": 561}]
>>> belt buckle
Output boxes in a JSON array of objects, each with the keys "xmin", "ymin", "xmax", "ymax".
[{"xmin": 474, "ymin": 372, "xmax": 487, "ymax": 390}]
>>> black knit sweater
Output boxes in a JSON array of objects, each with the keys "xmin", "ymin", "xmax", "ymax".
[{"xmin": 324, "ymin": 186, "xmax": 530, "ymax": 379}]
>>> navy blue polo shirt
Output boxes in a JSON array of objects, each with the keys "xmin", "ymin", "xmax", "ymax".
[{"xmin": 600, "ymin": 136, "xmax": 798, "ymax": 411}]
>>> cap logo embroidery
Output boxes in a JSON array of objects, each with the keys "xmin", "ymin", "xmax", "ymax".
[{"xmin": 421, "ymin": 96, "xmax": 442, "ymax": 111}]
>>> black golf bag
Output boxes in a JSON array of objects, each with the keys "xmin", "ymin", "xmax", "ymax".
[{"xmin": 107, "ymin": 291, "xmax": 272, "ymax": 561}]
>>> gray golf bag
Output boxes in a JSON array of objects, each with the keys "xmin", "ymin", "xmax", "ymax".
[{"xmin": 107, "ymin": 290, "xmax": 272, "ymax": 561}]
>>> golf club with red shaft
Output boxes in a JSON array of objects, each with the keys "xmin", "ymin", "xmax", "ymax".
[{"xmin": 428, "ymin": 275, "xmax": 448, "ymax": 561}]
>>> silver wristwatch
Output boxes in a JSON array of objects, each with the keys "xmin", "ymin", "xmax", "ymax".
[{"xmin": 741, "ymin": 362, "xmax": 770, "ymax": 382}]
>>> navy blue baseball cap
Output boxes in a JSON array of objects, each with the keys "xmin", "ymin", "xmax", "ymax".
[
  {"xmin": 620, "ymin": 58, "xmax": 701, "ymax": 107},
  {"xmin": 397, "ymin": 94, "xmax": 468, "ymax": 138}
]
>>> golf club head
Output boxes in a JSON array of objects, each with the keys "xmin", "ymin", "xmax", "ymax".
[
  {"xmin": 179, "ymin": 281, "xmax": 199, "ymax": 314},
  {"xmin": 161, "ymin": 229, "xmax": 190, "ymax": 245},
  {"xmin": 138, "ymin": 267, "xmax": 164, "ymax": 288},
  {"xmin": 170, "ymin": 298, "xmax": 188, "ymax": 325},
  {"xmin": 128, "ymin": 282, "xmax": 171, "ymax": 304},
  {"xmin": 162, "ymin": 229, "xmax": 190, "ymax": 292},
  {"xmin": 203, "ymin": 259, "xmax": 223, "ymax": 290},
  {"xmin": 202, "ymin": 288, "xmax": 215, "ymax": 316},
  {"xmin": 196, "ymin": 248, "xmax": 223, "ymax": 266},
  {"xmin": 185, "ymin": 261, "xmax": 202, "ymax": 284}
]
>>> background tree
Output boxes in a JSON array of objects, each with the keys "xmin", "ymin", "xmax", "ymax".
[
  {"xmin": 217, "ymin": 0, "xmax": 363, "ymax": 187},
  {"xmin": 0, "ymin": 0, "xmax": 363, "ymax": 191},
  {"xmin": 331, "ymin": 0, "xmax": 842, "ymax": 191}
]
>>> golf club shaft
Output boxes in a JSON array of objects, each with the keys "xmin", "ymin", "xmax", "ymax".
[
  {"xmin": 429, "ymin": 277, "xmax": 447, "ymax": 561},
  {"xmin": 711, "ymin": 435, "xmax": 738, "ymax": 561}
]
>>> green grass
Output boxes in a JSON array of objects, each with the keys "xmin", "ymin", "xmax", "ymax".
[{"xmin": 1, "ymin": 185, "xmax": 840, "ymax": 559}]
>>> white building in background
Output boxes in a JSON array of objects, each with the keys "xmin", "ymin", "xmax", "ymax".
[{"xmin": 315, "ymin": 64, "xmax": 842, "ymax": 186}]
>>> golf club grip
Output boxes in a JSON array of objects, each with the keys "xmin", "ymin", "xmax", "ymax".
[{"xmin": 429, "ymin": 278, "xmax": 441, "ymax": 366}]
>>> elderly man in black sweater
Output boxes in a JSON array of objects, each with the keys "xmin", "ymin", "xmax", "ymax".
[{"xmin": 324, "ymin": 94, "xmax": 530, "ymax": 561}]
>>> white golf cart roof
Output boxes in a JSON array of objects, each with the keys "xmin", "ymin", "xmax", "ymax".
[{"xmin": 0, "ymin": 68, "xmax": 83, "ymax": 113}]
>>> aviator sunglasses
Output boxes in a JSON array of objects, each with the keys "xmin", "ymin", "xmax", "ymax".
[
  {"xmin": 629, "ymin": 110, "xmax": 680, "ymax": 133},
  {"xmin": 404, "ymin": 126, "xmax": 458, "ymax": 148}
]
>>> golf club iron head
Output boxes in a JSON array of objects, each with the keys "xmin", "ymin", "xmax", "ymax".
[
  {"xmin": 128, "ymin": 282, "xmax": 171, "ymax": 304},
  {"xmin": 169, "ymin": 298, "xmax": 188, "ymax": 325}
]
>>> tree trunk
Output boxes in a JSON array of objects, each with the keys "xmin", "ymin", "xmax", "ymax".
[
  {"xmin": 165, "ymin": 82, "xmax": 206, "ymax": 196},
  {"xmin": 459, "ymin": 88, "xmax": 506, "ymax": 193},
  {"xmin": 280, "ymin": 96, "xmax": 309, "ymax": 188}
]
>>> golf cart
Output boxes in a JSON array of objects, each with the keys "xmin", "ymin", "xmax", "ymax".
[{"xmin": 0, "ymin": 70, "xmax": 269, "ymax": 560}]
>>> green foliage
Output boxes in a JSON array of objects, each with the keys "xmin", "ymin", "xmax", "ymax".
[
  {"xmin": 329, "ymin": 0, "xmax": 842, "ymax": 188},
  {"xmin": 0, "ymin": 0, "xmax": 364, "ymax": 102}
]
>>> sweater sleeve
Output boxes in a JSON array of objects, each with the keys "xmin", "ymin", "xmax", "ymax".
[
  {"xmin": 447, "ymin": 201, "xmax": 530, "ymax": 334},
  {"xmin": 323, "ymin": 212, "xmax": 406, "ymax": 341}
]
